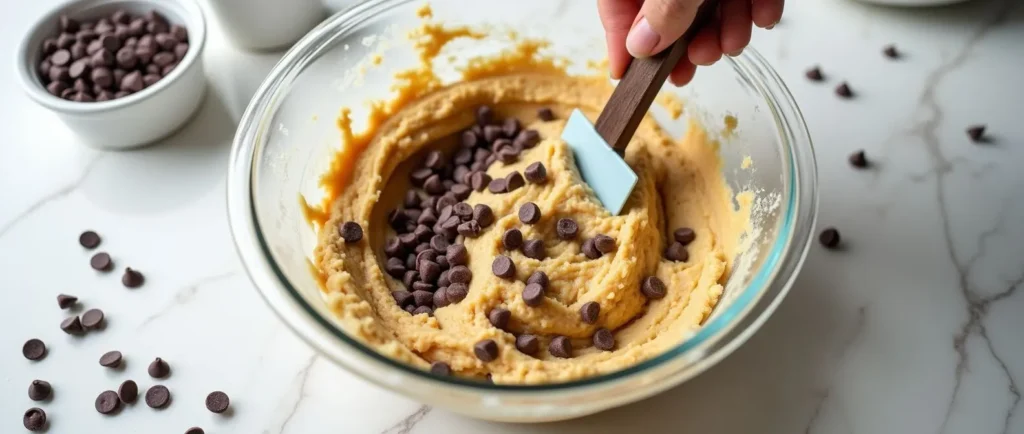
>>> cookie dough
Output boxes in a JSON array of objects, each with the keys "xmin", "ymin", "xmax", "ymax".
[{"xmin": 314, "ymin": 70, "xmax": 750, "ymax": 383}]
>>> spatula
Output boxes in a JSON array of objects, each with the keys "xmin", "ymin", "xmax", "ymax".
[{"xmin": 561, "ymin": 0, "xmax": 720, "ymax": 215}]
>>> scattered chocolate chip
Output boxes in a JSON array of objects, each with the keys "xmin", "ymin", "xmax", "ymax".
[
  {"xmin": 23, "ymin": 339, "xmax": 46, "ymax": 361},
  {"xmin": 673, "ymin": 228, "xmax": 695, "ymax": 245},
  {"xmin": 835, "ymin": 82, "xmax": 853, "ymax": 98},
  {"xmin": 392, "ymin": 291, "xmax": 414, "ymax": 307},
  {"xmin": 118, "ymin": 380, "xmax": 138, "ymax": 403},
  {"xmin": 555, "ymin": 218, "xmax": 579, "ymax": 240},
  {"xmin": 472, "ymin": 204, "xmax": 494, "ymax": 228},
  {"xmin": 502, "ymin": 118, "xmax": 521, "ymax": 138},
  {"xmin": 90, "ymin": 252, "xmax": 113, "ymax": 271},
  {"xmin": 206, "ymin": 391, "xmax": 230, "ymax": 414},
  {"xmin": 79, "ymin": 230, "xmax": 101, "ymax": 248},
  {"xmin": 515, "ymin": 334, "xmax": 540, "ymax": 356},
  {"xmin": 594, "ymin": 234, "xmax": 616, "ymax": 254},
  {"xmin": 414, "ymin": 224, "xmax": 433, "ymax": 242},
  {"xmin": 419, "ymin": 260, "xmax": 442, "ymax": 283},
  {"xmin": 514, "ymin": 130, "xmax": 541, "ymax": 149},
  {"xmin": 522, "ymin": 283, "xmax": 545, "ymax": 307},
  {"xmin": 848, "ymin": 150, "xmax": 869, "ymax": 168},
  {"xmin": 526, "ymin": 271, "xmax": 549, "ymax": 290},
  {"xmin": 96, "ymin": 390, "xmax": 122, "ymax": 414},
  {"xmin": 664, "ymin": 242, "xmax": 689, "ymax": 262},
  {"xmin": 121, "ymin": 267, "xmax": 145, "ymax": 288},
  {"xmin": 522, "ymin": 239, "xmax": 545, "ymax": 260},
  {"xmin": 580, "ymin": 302, "xmax": 600, "ymax": 324},
  {"xmin": 411, "ymin": 290, "xmax": 433, "ymax": 307},
  {"xmin": 450, "ymin": 183, "xmax": 472, "ymax": 201},
  {"xmin": 805, "ymin": 66, "xmax": 824, "ymax": 81},
  {"xmin": 61, "ymin": 316, "xmax": 83, "ymax": 334},
  {"xmin": 474, "ymin": 339, "xmax": 499, "ymax": 362},
  {"xmin": 446, "ymin": 283, "xmax": 468, "ymax": 304},
  {"xmin": 537, "ymin": 107, "xmax": 555, "ymax": 121},
  {"xmin": 582, "ymin": 238, "xmax": 601, "ymax": 259},
  {"xmin": 502, "ymin": 229, "xmax": 523, "ymax": 251},
  {"xmin": 57, "ymin": 293, "xmax": 78, "ymax": 309},
  {"xmin": 641, "ymin": 276, "xmax": 667, "ymax": 300},
  {"xmin": 336, "ymin": 221, "xmax": 363, "ymax": 243},
  {"xmin": 593, "ymin": 328, "xmax": 615, "ymax": 351},
  {"xmin": 505, "ymin": 171, "xmax": 525, "ymax": 191},
  {"xmin": 82, "ymin": 308, "xmax": 105, "ymax": 330},
  {"xmin": 148, "ymin": 357, "xmax": 170, "ymax": 378},
  {"xmin": 484, "ymin": 125, "xmax": 504, "ymax": 143},
  {"xmin": 385, "ymin": 257, "xmax": 406, "ymax": 278},
  {"xmin": 470, "ymin": 171, "xmax": 492, "ymax": 192},
  {"xmin": 461, "ymin": 130, "xmax": 481, "ymax": 147},
  {"xmin": 476, "ymin": 106, "xmax": 494, "ymax": 126},
  {"xmin": 492, "ymin": 255, "xmax": 517, "ymax": 280},
  {"xmin": 100, "ymin": 350, "xmax": 123, "ymax": 368},
  {"xmin": 448, "ymin": 265, "xmax": 472, "ymax": 284},
  {"xmin": 518, "ymin": 202, "xmax": 541, "ymax": 224},
  {"xmin": 186, "ymin": 428, "xmax": 205, "ymax": 434},
  {"xmin": 445, "ymin": 244, "xmax": 469, "ymax": 266},
  {"xmin": 452, "ymin": 203, "xmax": 472, "ymax": 220},
  {"xmin": 52, "ymin": 49, "xmax": 72, "ymax": 66},
  {"xmin": 967, "ymin": 125, "xmax": 987, "ymax": 143},
  {"xmin": 145, "ymin": 385, "xmax": 171, "ymax": 409},
  {"xmin": 488, "ymin": 307, "xmax": 510, "ymax": 330},
  {"xmin": 430, "ymin": 361, "xmax": 452, "ymax": 376},
  {"xmin": 523, "ymin": 162, "xmax": 547, "ymax": 184},
  {"xmin": 23, "ymin": 408, "xmax": 46, "ymax": 432},
  {"xmin": 819, "ymin": 227, "xmax": 841, "ymax": 249},
  {"xmin": 883, "ymin": 44, "xmax": 899, "ymax": 59},
  {"xmin": 487, "ymin": 178, "xmax": 508, "ymax": 194},
  {"xmin": 28, "ymin": 380, "xmax": 51, "ymax": 401},
  {"xmin": 549, "ymin": 336, "xmax": 573, "ymax": 358},
  {"xmin": 410, "ymin": 168, "xmax": 433, "ymax": 186},
  {"xmin": 457, "ymin": 220, "xmax": 482, "ymax": 238}
]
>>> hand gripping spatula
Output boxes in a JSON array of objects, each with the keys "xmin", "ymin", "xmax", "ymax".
[{"xmin": 560, "ymin": 0, "xmax": 720, "ymax": 215}]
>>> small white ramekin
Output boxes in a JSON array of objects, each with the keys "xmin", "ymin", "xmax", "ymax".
[{"xmin": 16, "ymin": 0, "xmax": 207, "ymax": 150}]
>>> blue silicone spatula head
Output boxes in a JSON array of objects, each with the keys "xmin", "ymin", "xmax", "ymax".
[{"xmin": 561, "ymin": 109, "xmax": 637, "ymax": 215}]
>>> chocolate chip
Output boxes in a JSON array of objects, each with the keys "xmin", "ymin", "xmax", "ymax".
[
  {"xmin": 518, "ymin": 203, "xmax": 541, "ymax": 225},
  {"xmin": 174, "ymin": 42, "xmax": 189, "ymax": 61},
  {"xmin": 664, "ymin": 242, "xmax": 689, "ymax": 262},
  {"xmin": 484, "ymin": 125, "xmax": 503, "ymax": 142},
  {"xmin": 579, "ymin": 301, "xmax": 600, "ymax": 324},
  {"xmin": 593, "ymin": 328, "xmax": 615, "ymax": 351},
  {"xmin": 82, "ymin": 308, "xmax": 105, "ymax": 329},
  {"xmin": 24, "ymin": 408, "xmax": 46, "ymax": 432},
  {"xmin": 60, "ymin": 15, "xmax": 80, "ymax": 32},
  {"xmin": 404, "ymin": 304, "xmax": 416, "ymax": 314},
  {"xmin": 641, "ymin": 276, "xmax": 667, "ymax": 300},
  {"xmin": 393, "ymin": 291, "xmax": 414, "ymax": 307},
  {"xmin": 186, "ymin": 428, "xmax": 205, "ymax": 434},
  {"xmin": 447, "ymin": 265, "xmax": 472, "ymax": 284},
  {"xmin": 90, "ymin": 252, "xmax": 113, "ymax": 271},
  {"xmin": 121, "ymin": 70, "xmax": 144, "ymax": 92},
  {"xmin": 502, "ymin": 118, "xmax": 521, "ymax": 138},
  {"xmin": 439, "ymin": 216, "xmax": 461, "ymax": 239},
  {"xmin": 805, "ymin": 66, "xmax": 824, "ymax": 81},
  {"xmin": 51, "ymin": 49, "xmax": 72, "ymax": 66},
  {"xmin": 206, "ymin": 391, "xmax": 230, "ymax": 414},
  {"xmin": 488, "ymin": 307, "xmax": 510, "ymax": 330},
  {"xmin": 118, "ymin": 380, "xmax": 138, "ymax": 403},
  {"xmin": 424, "ymin": 175, "xmax": 446, "ymax": 195},
  {"xmin": 461, "ymin": 130, "xmax": 481, "ymax": 147},
  {"xmin": 414, "ymin": 224, "xmax": 433, "ymax": 241},
  {"xmin": 398, "ymin": 271, "xmax": 415, "ymax": 288},
  {"xmin": 835, "ymin": 82, "xmax": 853, "ymax": 98},
  {"xmin": 22, "ymin": 339, "xmax": 46, "ymax": 361},
  {"xmin": 100, "ymin": 350, "xmax": 123, "ymax": 368},
  {"xmin": 419, "ymin": 260, "xmax": 442, "ymax": 283},
  {"xmin": 445, "ymin": 283, "xmax": 468, "ymax": 304},
  {"xmin": 69, "ymin": 58, "xmax": 91, "ymax": 79},
  {"xmin": 537, "ymin": 107, "xmax": 555, "ymax": 121},
  {"xmin": 501, "ymin": 229, "xmax": 523, "ymax": 251},
  {"xmin": 116, "ymin": 46, "xmax": 137, "ymax": 69},
  {"xmin": 522, "ymin": 239, "xmax": 545, "ymax": 260},
  {"xmin": 515, "ymin": 334, "xmax": 539, "ymax": 355},
  {"xmin": 472, "ymin": 204, "xmax": 494, "ymax": 228},
  {"xmin": 429, "ymin": 361, "xmax": 451, "ymax": 376},
  {"xmin": 412, "ymin": 306, "xmax": 433, "ymax": 316},
  {"xmin": 474, "ymin": 339, "xmax": 499, "ymax": 362},
  {"xmin": 145, "ymin": 385, "xmax": 171, "ymax": 409},
  {"xmin": 457, "ymin": 220, "xmax": 482, "ymax": 238},
  {"xmin": 967, "ymin": 125, "xmax": 986, "ymax": 143},
  {"xmin": 505, "ymin": 171, "xmax": 525, "ymax": 191},
  {"xmin": 549, "ymin": 336, "xmax": 573, "ymax": 358},
  {"xmin": 410, "ymin": 168, "xmax": 432, "ymax": 186},
  {"xmin": 452, "ymin": 203, "xmax": 472, "ymax": 220},
  {"xmin": 57, "ymin": 293, "xmax": 78, "ymax": 309},
  {"xmin": 121, "ymin": 267, "xmax": 145, "ymax": 288},
  {"xmin": 49, "ymin": 66, "xmax": 71, "ymax": 82},
  {"xmin": 96, "ymin": 390, "xmax": 122, "ymax": 414},
  {"xmin": 487, "ymin": 178, "xmax": 507, "ymax": 193},
  {"xmin": 470, "ymin": 171, "xmax": 492, "ymax": 192},
  {"xmin": 61, "ymin": 316, "xmax": 83, "ymax": 334},
  {"xmin": 554, "ymin": 218, "xmax": 579, "ymax": 240},
  {"xmin": 143, "ymin": 73, "xmax": 161, "ymax": 87},
  {"xmin": 148, "ymin": 357, "xmax": 170, "ymax": 378},
  {"xmin": 28, "ymin": 380, "xmax": 51, "ymax": 401},
  {"xmin": 883, "ymin": 44, "xmax": 899, "ymax": 59},
  {"xmin": 476, "ymin": 106, "xmax": 494, "ymax": 126},
  {"xmin": 848, "ymin": 150, "xmax": 869, "ymax": 168},
  {"xmin": 582, "ymin": 238, "xmax": 601, "ymax": 259},
  {"xmin": 410, "ymin": 290, "xmax": 432, "ymax": 307},
  {"xmin": 446, "ymin": 244, "xmax": 468, "ymax": 266},
  {"xmin": 673, "ymin": 228, "xmax": 695, "ymax": 245},
  {"xmin": 497, "ymin": 147, "xmax": 520, "ymax": 164},
  {"xmin": 492, "ymin": 255, "xmax": 516, "ymax": 279},
  {"xmin": 424, "ymin": 150, "xmax": 445, "ymax": 170},
  {"xmin": 46, "ymin": 81, "xmax": 67, "ymax": 97},
  {"xmin": 71, "ymin": 91, "xmax": 94, "ymax": 103},
  {"xmin": 526, "ymin": 273, "xmax": 549, "ymax": 291},
  {"xmin": 385, "ymin": 257, "xmax": 406, "ymax": 277},
  {"xmin": 418, "ymin": 208, "xmax": 438, "ymax": 226},
  {"xmin": 450, "ymin": 183, "xmax": 472, "ymax": 201},
  {"xmin": 514, "ymin": 129, "xmax": 541, "ymax": 149},
  {"xmin": 524, "ymin": 162, "xmax": 547, "ymax": 184},
  {"xmin": 522, "ymin": 283, "xmax": 545, "ymax": 307},
  {"xmin": 819, "ymin": 227, "xmax": 841, "ymax": 249},
  {"xmin": 594, "ymin": 234, "xmax": 616, "ymax": 253}
]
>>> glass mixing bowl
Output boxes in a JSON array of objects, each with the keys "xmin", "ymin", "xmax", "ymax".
[{"xmin": 227, "ymin": 0, "xmax": 817, "ymax": 422}]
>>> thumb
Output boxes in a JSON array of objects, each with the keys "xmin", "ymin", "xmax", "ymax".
[{"xmin": 626, "ymin": 0, "xmax": 703, "ymax": 58}]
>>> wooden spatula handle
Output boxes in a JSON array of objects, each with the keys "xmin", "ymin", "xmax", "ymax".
[{"xmin": 594, "ymin": 0, "xmax": 721, "ymax": 153}]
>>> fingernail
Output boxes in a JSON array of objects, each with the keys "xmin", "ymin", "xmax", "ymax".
[
  {"xmin": 727, "ymin": 48, "xmax": 744, "ymax": 57},
  {"xmin": 626, "ymin": 18, "xmax": 660, "ymax": 58},
  {"xmin": 766, "ymin": 20, "xmax": 779, "ymax": 30}
]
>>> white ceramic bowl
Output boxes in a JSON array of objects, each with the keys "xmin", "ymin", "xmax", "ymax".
[{"xmin": 16, "ymin": 0, "xmax": 207, "ymax": 150}]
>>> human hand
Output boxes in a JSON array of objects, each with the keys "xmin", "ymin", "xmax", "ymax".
[{"xmin": 598, "ymin": 0, "xmax": 784, "ymax": 86}]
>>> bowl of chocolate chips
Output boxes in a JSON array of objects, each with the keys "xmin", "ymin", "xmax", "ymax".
[{"xmin": 16, "ymin": 0, "xmax": 207, "ymax": 150}]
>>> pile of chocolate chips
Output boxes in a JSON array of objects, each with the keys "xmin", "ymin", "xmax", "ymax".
[
  {"xmin": 36, "ymin": 10, "xmax": 189, "ymax": 102},
  {"xmin": 377, "ymin": 105, "xmax": 547, "ymax": 317}
]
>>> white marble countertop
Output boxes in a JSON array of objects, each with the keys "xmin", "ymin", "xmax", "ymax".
[{"xmin": 2, "ymin": 0, "xmax": 1022, "ymax": 433}]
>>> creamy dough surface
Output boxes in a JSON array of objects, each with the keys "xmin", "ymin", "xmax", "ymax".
[{"xmin": 313, "ymin": 71, "xmax": 750, "ymax": 384}]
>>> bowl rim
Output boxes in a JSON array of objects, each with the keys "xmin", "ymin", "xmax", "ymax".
[
  {"xmin": 15, "ymin": 0, "xmax": 207, "ymax": 114},
  {"xmin": 227, "ymin": 0, "xmax": 818, "ymax": 394}
]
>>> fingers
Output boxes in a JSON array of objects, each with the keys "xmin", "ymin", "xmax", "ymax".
[
  {"xmin": 668, "ymin": 57, "xmax": 697, "ymax": 86},
  {"xmin": 719, "ymin": 0, "xmax": 752, "ymax": 56},
  {"xmin": 752, "ymin": 0, "xmax": 784, "ymax": 28},
  {"xmin": 625, "ymin": 0, "xmax": 701, "ymax": 58},
  {"xmin": 598, "ymin": 0, "xmax": 643, "ymax": 79},
  {"xmin": 687, "ymin": 20, "xmax": 722, "ymax": 66}
]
